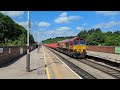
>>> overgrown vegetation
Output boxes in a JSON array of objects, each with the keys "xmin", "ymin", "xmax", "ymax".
[{"xmin": 0, "ymin": 12, "xmax": 35, "ymax": 46}]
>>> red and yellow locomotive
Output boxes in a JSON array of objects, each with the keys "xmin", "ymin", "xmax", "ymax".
[
  {"xmin": 44, "ymin": 37, "xmax": 87, "ymax": 58},
  {"xmin": 57, "ymin": 37, "xmax": 87, "ymax": 58}
]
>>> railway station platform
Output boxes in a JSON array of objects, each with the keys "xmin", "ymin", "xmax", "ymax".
[
  {"xmin": 0, "ymin": 46, "xmax": 80, "ymax": 79},
  {"xmin": 87, "ymin": 51, "xmax": 120, "ymax": 64}
]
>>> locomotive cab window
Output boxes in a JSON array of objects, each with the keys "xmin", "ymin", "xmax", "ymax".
[
  {"xmin": 74, "ymin": 40, "xmax": 79, "ymax": 45},
  {"xmin": 80, "ymin": 40, "xmax": 86, "ymax": 45}
]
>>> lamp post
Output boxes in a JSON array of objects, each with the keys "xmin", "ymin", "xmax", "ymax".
[
  {"xmin": 26, "ymin": 11, "xmax": 30, "ymax": 72},
  {"xmin": 38, "ymin": 29, "xmax": 39, "ymax": 53}
]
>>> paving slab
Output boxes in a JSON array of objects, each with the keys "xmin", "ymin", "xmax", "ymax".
[{"xmin": 0, "ymin": 48, "xmax": 47, "ymax": 79}]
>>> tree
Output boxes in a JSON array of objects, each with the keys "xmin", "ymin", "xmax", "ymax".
[
  {"xmin": 77, "ymin": 30, "xmax": 88, "ymax": 39},
  {"xmin": 0, "ymin": 12, "xmax": 35, "ymax": 46},
  {"xmin": 105, "ymin": 31, "xmax": 113, "ymax": 36}
]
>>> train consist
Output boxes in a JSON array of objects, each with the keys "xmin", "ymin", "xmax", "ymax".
[{"xmin": 44, "ymin": 37, "xmax": 87, "ymax": 58}]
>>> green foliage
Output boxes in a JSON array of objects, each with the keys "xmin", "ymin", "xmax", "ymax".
[
  {"xmin": 0, "ymin": 12, "xmax": 35, "ymax": 46},
  {"xmin": 77, "ymin": 28, "xmax": 120, "ymax": 46},
  {"xmin": 42, "ymin": 28, "xmax": 120, "ymax": 46}
]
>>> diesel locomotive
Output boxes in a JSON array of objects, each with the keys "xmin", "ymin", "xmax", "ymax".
[
  {"xmin": 56, "ymin": 37, "xmax": 87, "ymax": 58},
  {"xmin": 44, "ymin": 37, "xmax": 87, "ymax": 58}
]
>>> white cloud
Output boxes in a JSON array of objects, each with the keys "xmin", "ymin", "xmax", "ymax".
[
  {"xmin": 38, "ymin": 22, "xmax": 50, "ymax": 27},
  {"xmin": 32, "ymin": 26, "xmax": 76, "ymax": 42},
  {"xmin": 68, "ymin": 16, "xmax": 80, "ymax": 20},
  {"xmin": 17, "ymin": 21, "xmax": 33, "ymax": 29},
  {"xmin": 47, "ymin": 29, "xmax": 75, "ymax": 38},
  {"xmin": 32, "ymin": 29, "xmax": 49, "ymax": 42},
  {"xmin": 55, "ymin": 17, "xmax": 68, "ymax": 24},
  {"xmin": 44, "ymin": 26, "xmax": 75, "ymax": 39},
  {"xmin": 96, "ymin": 11, "xmax": 120, "ymax": 16},
  {"xmin": 0, "ymin": 11, "xmax": 24, "ymax": 17},
  {"xmin": 17, "ymin": 21, "xmax": 28, "ymax": 27},
  {"xmin": 54, "ymin": 12, "xmax": 83, "ymax": 24},
  {"xmin": 82, "ymin": 23, "xmax": 87, "ymax": 26},
  {"xmin": 94, "ymin": 21, "xmax": 120, "ymax": 28},
  {"xmin": 56, "ymin": 27, "xmax": 71, "ymax": 31},
  {"xmin": 76, "ymin": 27, "xmax": 84, "ymax": 31},
  {"xmin": 47, "ymin": 30, "xmax": 56, "ymax": 35},
  {"xmin": 59, "ymin": 12, "xmax": 67, "ymax": 17}
]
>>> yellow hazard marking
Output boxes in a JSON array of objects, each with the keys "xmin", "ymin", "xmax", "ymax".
[{"xmin": 42, "ymin": 46, "xmax": 51, "ymax": 79}]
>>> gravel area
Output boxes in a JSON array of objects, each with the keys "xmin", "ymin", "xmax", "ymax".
[{"xmin": 88, "ymin": 59, "xmax": 120, "ymax": 71}]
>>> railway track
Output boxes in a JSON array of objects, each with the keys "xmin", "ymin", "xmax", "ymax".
[
  {"xmin": 54, "ymin": 46, "xmax": 120, "ymax": 79},
  {"xmin": 46, "ymin": 47, "xmax": 120, "ymax": 79},
  {"xmin": 47, "ymin": 47, "xmax": 96, "ymax": 79},
  {"xmin": 79, "ymin": 59, "xmax": 120, "ymax": 79}
]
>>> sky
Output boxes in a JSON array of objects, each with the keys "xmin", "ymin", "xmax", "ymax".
[{"xmin": 0, "ymin": 11, "xmax": 120, "ymax": 42}]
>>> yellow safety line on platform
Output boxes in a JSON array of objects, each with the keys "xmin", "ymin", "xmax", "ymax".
[{"xmin": 42, "ymin": 46, "xmax": 51, "ymax": 79}]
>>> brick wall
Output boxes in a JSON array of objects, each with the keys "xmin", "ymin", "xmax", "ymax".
[
  {"xmin": 0, "ymin": 46, "xmax": 36, "ymax": 65},
  {"xmin": 87, "ymin": 46, "xmax": 115, "ymax": 54}
]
